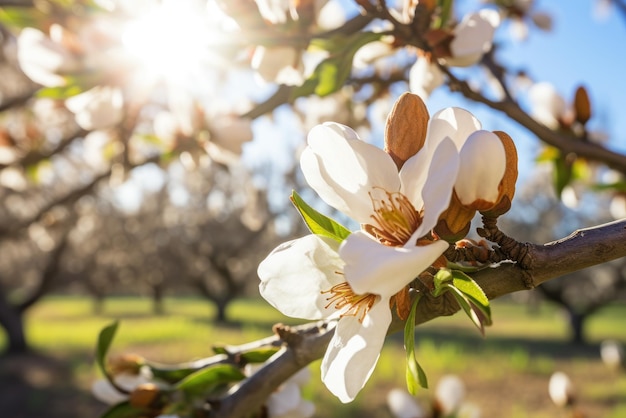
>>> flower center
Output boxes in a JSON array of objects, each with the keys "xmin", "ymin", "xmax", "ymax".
[
  {"xmin": 364, "ymin": 189, "xmax": 423, "ymax": 247},
  {"xmin": 321, "ymin": 282, "xmax": 379, "ymax": 323}
]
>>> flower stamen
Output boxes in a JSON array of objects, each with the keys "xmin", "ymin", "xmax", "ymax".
[
  {"xmin": 321, "ymin": 282, "xmax": 378, "ymax": 323},
  {"xmin": 364, "ymin": 189, "xmax": 423, "ymax": 247}
]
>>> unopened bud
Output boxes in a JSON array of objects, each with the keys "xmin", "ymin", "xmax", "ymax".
[
  {"xmin": 435, "ymin": 192, "xmax": 475, "ymax": 243},
  {"xmin": 129, "ymin": 383, "xmax": 160, "ymax": 408},
  {"xmin": 574, "ymin": 85, "xmax": 591, "ymax": 126},
  {"xmin": 454, "ymin": 130, "xmax": 506, "ymax": 211},
  {"xmin": 384, "ymin": 92, "xmax": 430, "ymax": 169},
  {"xmin": 480, "ymin": 131, "xmax": 518, "ymax": 218}
]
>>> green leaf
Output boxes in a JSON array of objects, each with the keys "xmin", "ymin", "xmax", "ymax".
[
  {"xmin": 100, "ymin": 401, "xmax": 148, "ymax": 418},
  {"xmin": 451, "ymin": 270, "xmax": 491, "ymax": 323},
  {"xmin": 96, "ymin": 321, "xmax": 119, "ymax": 378},
  {"xmin": 553, "ymin": 153, "xmax": 573, "ymax": 197},
  {"xmin": 404, "ymin": 295, "xmax": 428, "ymax": 394},
  {"xmin": 291, "ymin": 31, "xmax": 383, "ymax": 99},
  {"xmin": 176, "ymin": 364, "xmax": 245, "ymax": 397},
  {"xmin": 0, "ymin": 7, "xmax": 47, "ymax": 30},
  {"xmin": 240, "ymin": 347, "xmax": 280, "ymax": 363},
  {"xmin": 432, "ymin": 0, "xmax": 454, "ymax": 29},
  {"xmin": 290, "ymin": 190, "xmax": 351, "ymax": 242},
  {"xmin": 432, "ymin": 268, "xmax": 453, "ymax": 297},
  {"xmin": 36, "ymin": 84, "xmax": 85, "ymax": 100}
]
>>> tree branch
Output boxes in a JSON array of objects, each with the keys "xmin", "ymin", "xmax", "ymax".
[
  {"xmin": 208, "ymin": 218, "xmax": 626, "ymax": 418},
  {"xmin": 441, "ymin": 68, "xmax": 626, "ymax": 176}
]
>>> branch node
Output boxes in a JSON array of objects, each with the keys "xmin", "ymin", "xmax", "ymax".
[
  {"xmin": 272, "ymin": 323, "xmax": 303, "ymax": 348},
  {"xmin": 478, "ymin": 215, "xmax": 533, "ymax": 269}
]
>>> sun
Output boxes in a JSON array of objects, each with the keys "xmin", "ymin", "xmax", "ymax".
[{"xmin": 121, "ymin": 1, "xmax": 224, "ymax": 85}]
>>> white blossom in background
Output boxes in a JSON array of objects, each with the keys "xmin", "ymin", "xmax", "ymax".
[
  {"xmin": 443, "ymin": 9, "xmax": 501, "ymax": 67},
  {"xmin": 16, "ymin": 26, "xmax": 81, "ymax": 87},
  {"xmin": 252, "ymin": 46, "xmax": 305, "ymax": 86},
  {"xmin": 409, "ymin": 58, "xmax": 444, "ymax": 101},
  {"xmin": 600, "ymin": 340, "xmax": 624, "ymax": 371},
  {"xmin": 527, "ymin": 82, "xmax": 567, "ymax": 129},
  {"xmin": 387, "ymin": 388, "xmax": 427, "ymax": 418},
  {"xmin": 548, "ymin": 371, "xmax": 575, "ymax": 408},
  {"xmin": 503, "ymin": 0, "xmax": 553, "ymax": 41},
  {"xmin": 435, "ymin": 374, "xmax": 466, "ymax": 415},
  {"xmin": 65, "ymin": 85, "xmax": 124, "ymax": 131},
  {"xmin": 244, "ymin": 364, "xmax": 315, "ymax": 418},
  {"xmin": 91, "ymin": 366, "xmax": 154, "ymax": 405},
  {"xmin": 410, "ymin": 9, "xmax": 500, "ymax": 100}
]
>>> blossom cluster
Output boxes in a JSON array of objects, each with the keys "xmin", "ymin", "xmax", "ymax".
[{"xmin": 258, "ymin": 92, "xmax": 518, "ymax": 402}]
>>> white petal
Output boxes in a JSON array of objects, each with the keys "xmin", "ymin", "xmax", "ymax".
[
  {"xmin": 455, "ymin": 130, "xmax": 506, "ymax": 205},
  {"xmin": 427, "ymin": 107, "xmax": 482, "ymax": 150},
  {"xmin": 267, "ymin": 382, "xmax": 301, "ymax": 417},
  {"xmin": 387, "ymin": 388, "xmax": 428, "ymax": 418},
  {"xmin": 417, "ymin": 137, "xmax": 460, "ymax": 235},
  {"xmin": 258, "ymin": 235, "xmax": 344, "ymax": 320},
  {"xmin": 398, "ymin": 136, "xmax": 458, "ymax": 218},
  {"xmin": 91, "ymin": 379, "xmax": 128, "ymax": 405},
  {"xmin": 339, "ymin": 231, "xmax": 448, "ymax": 297},
  {"xmin": 302, "ymin": 123, "xmax": 400, "ymax": 223},
  {"xmin": 66, "ymin": 86, "xmax": 124, "ymax": 130},
  {"xmin": 448, "ymin": 10, "xmax": 499, "ymax": 67},
  {"xmin": 17, "ymin": 27, "xmax": 78, "ymax": 87},
  {"xmin": 435, "ymin": 375, "xmax": 466, "ymax": 414},
  {"xmin": 409, "ymin": 59, "xmax": 444, "ymax": 100},
  {"xmin": 321, "ymin": 300, "xmax": 390, "ymax": 403}
]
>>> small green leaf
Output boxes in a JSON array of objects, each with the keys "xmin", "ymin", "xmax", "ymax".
[
  {"xmin": 432, "ymin": 268, "xmax": 453, "ymax": 297},
  {"xmin": 432, "ymin": 0, "xmax": 454, "ymax": 29},
  {"xmin": 176, "ymin": 364, "xmax": 245, "ymax": 397},
  {"xmin": 96, "ymin": 321, "xmax": 119, "ymax": 378},
  {"xmin": 404, "ymin": 295, "xmax": 428, "ymax": 394},
  {"xmin": 291, "ymin": 31, "xmax": 383, "ymax": 99},
  {"xmin": 290, "ymin": 190, "xmax": 351, "ymax": 242},
  {"xmin": 36, "ymin": 85, "xmax": 85, "ymax": 100},
  {"xmin": 240, "ymin": 347, "xmax": 280, "ymax": 363},
  {"xmin": 451, "ymin": 270, "xmax": 491, "ymax": 323},
  {"xmin": 100, "ymin": 401, "xmax": 148, "ymax": 418}
]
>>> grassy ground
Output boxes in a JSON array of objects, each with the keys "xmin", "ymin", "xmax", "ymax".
[{"xmin": 1, "ymin": 296, "xmax": 625, "ymax": 417}]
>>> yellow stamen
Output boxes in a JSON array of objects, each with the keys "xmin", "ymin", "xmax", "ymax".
[
  {"xmin": 321, "ymin": 282, "xmax": 378, "ymax": 323},
  {"xmin": 365, "ymin": 189, "xmax": 423, "ymax": 247}
]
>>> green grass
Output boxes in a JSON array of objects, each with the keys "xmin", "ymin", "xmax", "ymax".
[{"xmin": 3, "ymin": 296, "xmax": 626, "ymax": 417}]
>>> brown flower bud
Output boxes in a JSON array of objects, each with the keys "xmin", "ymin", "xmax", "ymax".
[
  {"xmin": 129, "ymin": 383, "xmax": 160, "ymax": 409},
  {"xmin": 480, "ymin": 131, "xmax": 518, "ymax": 218},
  {"xmin": 384, "ymin": 92, "xmax": 430, "ymax": 170},
  {"xmin": 574, "ymin": 85, "xmax": 591, "ymax": 126},
  {"xmin": 108, "ymin": 354, "xmax": 145, "ymax": 376},
  {"xmin": 435, "ymin": 192, "xmax": 476, "ymax": 243}
]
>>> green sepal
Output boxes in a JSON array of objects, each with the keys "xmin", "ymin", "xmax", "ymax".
[
  {"xmin": 100, "ymin": 401, "xmax": 149, "ymax": 418},
  {"xmin": 432, "ymin": 268, "xmax": 453, "ymax": 297},
  {"xmin": 404, "ymin": 295, "xmax": 428, "ymax": 394},
  {"xmin": 290, "ymin": 190, "xmax": 351, "ymax": 242},
  {"xmin": 176, "ymin": 364, "xmax": 245, "ymax": 398}
]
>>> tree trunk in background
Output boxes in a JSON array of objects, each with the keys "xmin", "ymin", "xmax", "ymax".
[
  {"xmin": 215, "ymin": 298, "xmax": 228, "ymax": 323},
  {"xmin": 0, "ymin": 295, "xmax": 28, "ymax": 354},
  {"xmin": 567, "ymin": 309, "xmax": 586, "ymax": 345},
  {"xmin": 152, "ymin": 285, "xmax": 165, "ymax": 315}
]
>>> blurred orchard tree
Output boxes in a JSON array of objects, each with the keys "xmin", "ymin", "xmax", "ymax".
[{"xmin": 0, "ymin": 0, "xmax": 625, "ymax": 417}]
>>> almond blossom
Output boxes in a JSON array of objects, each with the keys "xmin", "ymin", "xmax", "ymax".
[
  {"xmin": 409, "ymin": 9, "xmax": 500, "ymax": 100},
  {"xmin": 259, "ymin": 92, "xmax": 513, "ymax": 402}
]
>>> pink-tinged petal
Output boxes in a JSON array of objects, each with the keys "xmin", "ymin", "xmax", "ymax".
[
  {"xmin": 417, "ymin": 137, "xmax": 460, "ymax": 235},
  {"xmin": 258, "ymin": 235, "xmax": 345, "ymax": 320},
  {"xmin": 427, "ymin": 107, "xmax": 482, "ymax": 150},
  {"xmin": 339, "ymin": 231, "xmax": 449, "ymax": 297},
  {"xmin": 321, "ymin": 300, "xmax": 390, "ymax": 403},
  {"xmin": 302, "ymin": 123, "xmax": 400, "ymax": 223},
  {"xmin": 266, "ymin": 382, "xmax": 301, "ymax": 417},
  {"xmin": 455, "ymin": 130, "xmax": 506, "ymax": 205}
]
